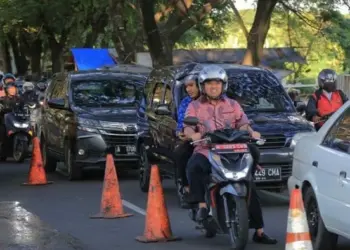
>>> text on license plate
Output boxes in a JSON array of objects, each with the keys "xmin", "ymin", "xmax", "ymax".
[
  {"xmin": 214, "ymin": 143, "xmax": 248, "ymax": 152},
  {"xmin": 254, "ymin": 167, "xmax": 281, "ymax": 181}
]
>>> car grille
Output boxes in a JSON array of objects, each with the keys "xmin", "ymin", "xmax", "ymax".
[
  {"xmin": 101, "ymin": 130, "xmax": 137, "ymax": 146},
  {"xmin": 258, "ymin": 134, "xmax": 286, "ymax": 149}
]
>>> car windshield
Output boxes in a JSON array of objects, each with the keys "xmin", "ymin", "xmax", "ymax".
[
  {"xmin": 72, "ymin": 78, "xmax": 141, "ymax": 107},
  {"xmin": 226, "ymin": 69, "xmax": 294, "ymax": 112}
]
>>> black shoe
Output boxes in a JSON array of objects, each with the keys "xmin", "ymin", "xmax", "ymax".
[
  {"xmin": 196, "ymin": 207, "xmax": 209, "ymax": 222},
  {"xmin": 252, "ymin": 232, "xmax": 277, "ymax": 244}
]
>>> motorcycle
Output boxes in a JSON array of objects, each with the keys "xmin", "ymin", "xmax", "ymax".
[
  {"xmin": 0, "ymin": 103, "xmax": 34, "ymax": 162},
  {"xmin": 183, "ymin": 116, "xmax": 265, "ymax": 250}
]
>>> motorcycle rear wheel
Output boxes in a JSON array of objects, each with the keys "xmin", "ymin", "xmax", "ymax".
[{"xmin": 228, "ymin": 196, "xmax": 249, "ymax": 250}]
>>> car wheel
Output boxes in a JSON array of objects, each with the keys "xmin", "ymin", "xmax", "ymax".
[
  {"xmin": 304, "ymin": 187, "xmax": 338, "ymax": 250},
  {"xmin": 64, "ymin": 140, "xmax": 83, "ymax": 181},
  {"xmin": 139, "ymin": 143, "xmax": 151, "ymax": 193},
  {"xmin": 41, "ymin": 137, "xmax": 57, "ymax": 173}
]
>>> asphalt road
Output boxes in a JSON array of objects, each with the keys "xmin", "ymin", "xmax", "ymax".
[{"xmin": 0, "ymin": 159, "xmax": 350, "ymax": 250}]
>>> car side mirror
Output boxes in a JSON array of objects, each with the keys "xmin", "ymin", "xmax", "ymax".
[
  {"xmin": 155, "ymin": 104, "xmax": 171, "ymax": 115},
  {"xmin": 47, "ymin": 98, "xmax": 65, "ymax": 109},
  {"xmin": 184, "ymin": 116, "xmax": 199, "ymax": 126}
]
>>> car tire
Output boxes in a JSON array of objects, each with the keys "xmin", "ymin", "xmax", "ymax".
[
  {"xmin": 139, "ymin": 143, "xmax": 151, "ymax": 193},
  {"xmin": 41, "ymin": 137, "xmax": 57, "ymax": 173},
  {"xmin": 304, "ymin": 187, "xmax": 338, "ymax": 250},
  {"xmin": 64, "ymin": 140, "xmax": 83, "ymax": 181}
]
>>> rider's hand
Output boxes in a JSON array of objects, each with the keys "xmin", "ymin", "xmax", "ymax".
[
  {"xmin": 190, "ymin": 132, "xmax": 202, "ymax": 142},
  {"xmin": 178, "ymin": 132, "xmax": 188, "ymax": 141},
  {"xmin": 312, "ymin": 115, "xmax": 321, "ymax": 123},
  {"xmin": 250, "ymin": 131, "xmax": 261, "ymax": 140}
]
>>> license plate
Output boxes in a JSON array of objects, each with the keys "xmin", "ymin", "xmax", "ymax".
[
  {"xmin": 254, "ymin": 167, "xmax": 281, "ymax": 182},
  {"xmin": 126, "ymin": 145, "xmax": 136, "ymax": 154},
  {"xmin": 214, "ymin": 143, "xmax": 248, "ymax": 153}
]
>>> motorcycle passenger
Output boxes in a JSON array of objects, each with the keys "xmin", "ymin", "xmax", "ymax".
[
  {"xmin": 184, "ymin": 65, "xmax": 277, "ymax": 244},
  {"xmin": 306, "ymin": 69, "xmax": 348, "ymax": 130},
  {"xmin": 174, "ymin": 74, "xmax": 200, "ymax": 208}
]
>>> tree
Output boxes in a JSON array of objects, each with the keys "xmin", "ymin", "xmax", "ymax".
[{"xmin": 139, "ymin": 0, "xmax": 229, "ymax": 66}]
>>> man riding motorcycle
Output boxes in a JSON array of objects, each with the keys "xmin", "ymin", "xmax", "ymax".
[
  {"xmin": 175, "ymin": 74, "xmax": 200, "ymax": 208},
  {"xmin": 183, "ymin": 65, "xmax": 277, "ymax": 245},
  {"xmin": 306, "ymin": 69, "xmax": 348, "ymax": 130}
]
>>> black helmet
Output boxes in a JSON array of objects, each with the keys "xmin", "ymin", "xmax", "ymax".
[{"xmin": 318, "ymin": 69, "xmax": 337, "ymax": 92}]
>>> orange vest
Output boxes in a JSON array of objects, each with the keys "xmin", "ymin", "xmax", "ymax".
[{"xmin": 313, "ymin": 90, "xmax": 343, "ymax": 117}]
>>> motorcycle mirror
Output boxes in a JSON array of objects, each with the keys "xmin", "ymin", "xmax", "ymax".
[
  {"xmin": 256, "ymin": 139, "xmax": 266, "ymax": 146},
  {"xmin": 184, "ymin": 116, "xmax": 199, "ymax": 126}
]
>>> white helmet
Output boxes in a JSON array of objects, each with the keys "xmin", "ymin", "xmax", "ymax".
[{"xmin": 198, "ymin": 65, "xmax": 228, "ymax": 94}]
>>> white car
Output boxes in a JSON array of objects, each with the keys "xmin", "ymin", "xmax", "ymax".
[{"xmin": 288, "ymin": 100, "xmax": 350, "ymax": 250}]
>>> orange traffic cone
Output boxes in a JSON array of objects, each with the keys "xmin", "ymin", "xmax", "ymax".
[
  {"xmin": 136, "ymin": 164, "xmax": 181, "ymax": 243},
  {"xmin": 285, "ymin": 188, "xmax": 313, "ymax": 250},
  {"xmin": 22, "ymin": 137, "xmax": 53, "ymax": 186},
  {"xmin": 90, "ymin": 153, "xmax": 132, "ymax": 219}
]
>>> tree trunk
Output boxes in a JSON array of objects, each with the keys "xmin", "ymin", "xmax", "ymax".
[
  {"xmin": 7, "ymin": 34, "xmax": 28, "ymax": 75},
  {"xmin": 139, "ymin": 0, "xmax": 172, "ymax": 66},
  {"xmin": 83, "ymin": 14, "xmax": 109, "ymax": 48},
  {"xmin": 242, "ymin": 0, "xmax": 278, "ymax": 66},
  {"xmin": 50, "ymin": 45, "xmax": 64, "ymax": 73},
  {"xmin": 109, "ymin": 0, "xmax": 136, "ymax": 63},
  {"xmin": 29, "ymin": 38, "xmax": 42, "ymax": 78}
]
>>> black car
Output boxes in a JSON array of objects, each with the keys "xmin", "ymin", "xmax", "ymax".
[
  {"xmin": 140, "ymin": 63, "xmax": 315, "ymax": 193},
  {"xmin": 40, "ymin": 70, "xmax": 149, "ymax": 180}
]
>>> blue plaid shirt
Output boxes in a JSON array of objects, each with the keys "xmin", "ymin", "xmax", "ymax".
[{"xmin": 176, "ymin": 96, "xmax": 192, "ymax": 133}]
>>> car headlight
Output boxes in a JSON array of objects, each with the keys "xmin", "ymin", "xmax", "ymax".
[
  {"xmin": 210, "ymin": 153, "xmax": 251, "ymax": 181},
  {"xmin": 13, "ymin": 122, "xmax": 29, "ymax": 128},
  {"xmin": 77, "ymin": 117, "xmax": 100, "ymax": 133}
]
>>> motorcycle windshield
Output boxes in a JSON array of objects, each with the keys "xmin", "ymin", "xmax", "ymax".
[{"xmin": 217, "ymin": 153, "xmax": 248, "ymax": 172}]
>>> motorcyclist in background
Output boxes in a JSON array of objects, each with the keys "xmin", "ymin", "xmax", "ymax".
[
  {"xmin": 2, "ymin": 73, "xmax": 16, "ymax": 86},
  {"xmin": 306, "ymin": 69, "xmax": 348, "ymax": 130},
  {"xmin": 21, "ymin": 82, "xmax": 37, "ymax": 103},
  {"xmin": 0, "ymin": 84, "xmax": 19, "ymax": 147}
]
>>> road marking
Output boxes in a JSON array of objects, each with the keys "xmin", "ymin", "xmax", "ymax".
[
  {"xmin": 260, "ymin": 190, "xmax": 290, "ymax": 202},
  {"xmin": 122, "ymin": 200, "xmax": 146, "ymax": 215}
]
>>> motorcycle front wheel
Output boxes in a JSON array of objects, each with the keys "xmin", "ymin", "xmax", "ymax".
[
  {"xmin": 228, "ymin": 196, "xmax": 249, "ymax": 250},
  {"xmin": 13, "ymin": 136, "xmax": 28, "ymax": 163}
]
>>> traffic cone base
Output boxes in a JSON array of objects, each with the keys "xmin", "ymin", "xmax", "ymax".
[
  {"xmin": 22, "ymin": 137, "xmax": 53, "ymax": 186},
  {"xmin": 136, "ymin": 165, "xmax": 181, "ymax": 243},
  {"xmin": 22, "ymin": 181, "xmax": 53, "ymax": 186},
  {"xmin": 136, "ymin": 235, "xmax": 180, "ymax": 243},
  {"xmin": 90, "ymin": 154, "xmax": 133, "ymax": 219}
]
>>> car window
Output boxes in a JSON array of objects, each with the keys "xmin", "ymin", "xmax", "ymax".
[
  {"xmin": 71, "ymin": 78, "xmax": 141, "ymax": 107},
  {"xmin": 226, "ymin": 69, "xmax": 294, "ymax": 113},
  {"xmin": 50, "ymin": 79, "xmax": 66, "ymax": 99},
  {"xmin": 164, "ymin": 85, "xmax": 172, "ymax": 106},
  {"xmin": 151, "ymin": 83, "xmax": 164, "ymax": 108},
  {"xmin": 323, "ymin": 107, "xmax": 350, "ymax": 154}
]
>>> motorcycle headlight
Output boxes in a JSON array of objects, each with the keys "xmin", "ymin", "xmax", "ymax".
[
  {"xmin": 13, "ymin": 122, "xmax": 29, "ymax": 128},
  {"xmin": 210, "ymin": 153, "xmax": 251, "ymax": 181},
  {"xmin": 77, "ymin": 117, "xmax": 100, "ymax": 133}
]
